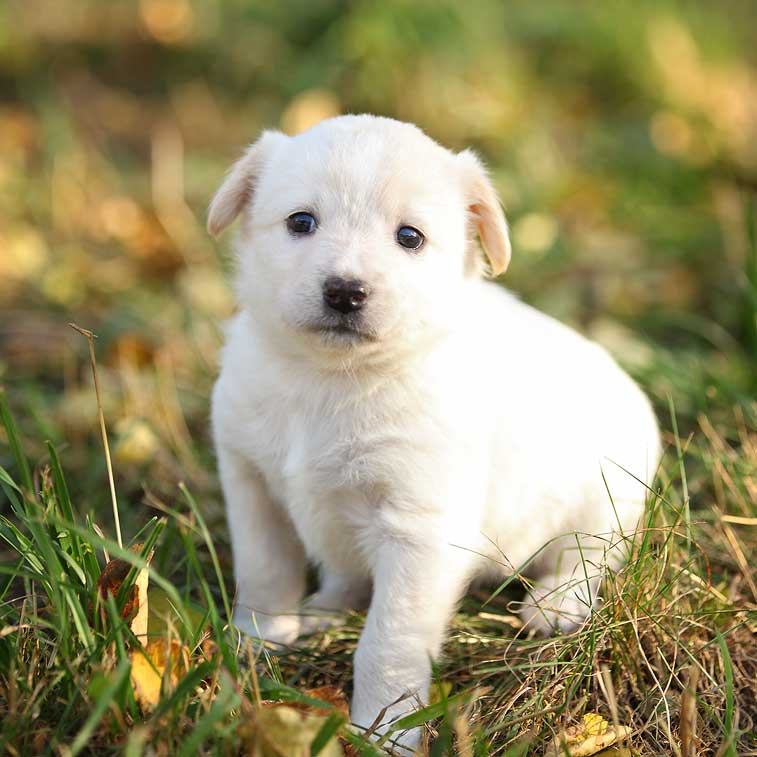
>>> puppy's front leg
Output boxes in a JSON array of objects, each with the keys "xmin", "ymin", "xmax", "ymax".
[
  {"xmin": 217, "ymin": 446, "xmax": 306, "ymax": 645},
  {"xmin": 352, "ymin": 538, "xmax": 472, "ymax": 749}
]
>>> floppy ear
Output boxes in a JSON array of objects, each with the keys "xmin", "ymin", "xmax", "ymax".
[
  {"xmin": 207, "ymin": 130, "xmax": 287, "ymax": 237},
  {"xmin": 457, "ymin": 149, "xmax": 511, "ymax": 276}
]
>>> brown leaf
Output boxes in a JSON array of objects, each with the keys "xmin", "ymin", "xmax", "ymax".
[
  {"xmin": 680, "ymin": 664, "xmax": 700, "ymax": 757},
  {"xmin": 260, "ymin": 685, "xmax": 349, "ymax": 719},
  {"xmin": 104, "ymin": 332, "xmax": 155, "ymax": 370},
  {"xmin": 97, "ymin": 546, "xmax": 152, "ymax": 642},
  {"xmin": 303, "ymin": 686, "xmax": 350, "ymax": 718}
]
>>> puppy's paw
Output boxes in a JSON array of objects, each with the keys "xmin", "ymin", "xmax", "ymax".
[
  {"xmin": 519, "ymin": 585, "xmax": 595, "ymax": 636},
  {"xmin": 298, "ymin": 591, "xmax": 355, "ymax": 636},
  {"xmin": 350, "ymin": 717, "xmax": 420, "ymax": 756},
  {"xmin": 299, "ymin": 611, "xmax": 348, "ymax": 636},
  {"xmin": 232, "ymin": 609, "xmax": 302, "ymax": 646}
]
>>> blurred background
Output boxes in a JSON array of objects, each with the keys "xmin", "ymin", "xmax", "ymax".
[{"xmin": 0, "ymin": 0, "xmax": 755, "ymax": 531}]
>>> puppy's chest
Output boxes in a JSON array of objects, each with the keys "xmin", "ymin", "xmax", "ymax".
[
  {"xmin": 281, "ymin": 414, "xmax": 383, "ymax": 496},
  {"xmin": 244, "ymin": 393, "xmax": 397, "ymax": 551}
]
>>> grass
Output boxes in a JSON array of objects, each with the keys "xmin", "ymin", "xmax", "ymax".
[
  {"xmin": 1, "ymin": 1, "xmax": 756, "ymax": 752},
  {"xmin": 0, "ymin": 344, "xmax": 755, "ymax": 754}
]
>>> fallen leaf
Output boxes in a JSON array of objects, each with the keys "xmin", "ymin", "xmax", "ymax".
[
  {"xmin": 96, "ymin": 546, "xmax": 152, "ymax": 642},
  {"xmin": 252, "ymin": 705, "xmax": 343, "ymax": 757},
  {"xmin": 113, "ymin": 418, "xmax": 160, "ymax": 467},
  {"xmin": 253, "ymin": 687, "xmax": 349, "ymax": 756},
  {"xmin": 130, "ymin": 561, "xmax": 150, "ymax": 642},
  {"xmin": 104, "ymin": 332, "xmax": 155, "ymax": 370},
  {"xmin": 545, "ymin": 712, "xmax": 632, "ymax": 757},
  {"xmin": 429, "ymin": 681, "xmax": 454, "ymax": 706},
  {"xmin": 583, "ymin": 712, "xmax": 608, "ymax": 737},
  {"xmin": 260, "ymin": 685, "xmax": 350, "ymax": 718},
  {"xmin": 130, "ymin": 639, "xmax": 188, "ymax": 711},
  {"xmin": 680, "ymin": 664, "xmax": 700, "ymax": 757},
  {"xmin": 303, "ymin": 686, "xmax": 350, "ymax": 718}
]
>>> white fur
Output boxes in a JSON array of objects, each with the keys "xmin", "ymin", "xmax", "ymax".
[{"xmin": 208, "ymin": 115, "xmax": 660, "ymax": 748}]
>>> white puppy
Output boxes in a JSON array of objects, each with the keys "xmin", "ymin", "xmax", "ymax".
[{"xmin": 208, "ymin": 114, "xmax": 660, "ymax": 747}]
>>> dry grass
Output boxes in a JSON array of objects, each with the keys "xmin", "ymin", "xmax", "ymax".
[{"xmin": 0, "ymin": 382, "xmax": 754, "ymax": 754}]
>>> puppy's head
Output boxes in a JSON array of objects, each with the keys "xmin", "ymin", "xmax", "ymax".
[{"xmin": 208, "ymin": 115, "xmax": 510, "ymax": 358}]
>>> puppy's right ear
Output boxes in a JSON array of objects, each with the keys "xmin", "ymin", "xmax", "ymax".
[
  {"xmin": 207, "ymin": 130, "xmax": 287, "ymax": 237},
  {"xmin": 457, "ymin": 149, "xmax": 511, "ymax": 277}
]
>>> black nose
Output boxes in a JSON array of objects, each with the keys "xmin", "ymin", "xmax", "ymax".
[{"xmin": 322, "ymin": 277, "xmax": 369, "ymax": 314}]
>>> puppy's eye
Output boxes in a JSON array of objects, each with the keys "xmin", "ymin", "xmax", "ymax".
[
  {"xmin": 287, "ymin": 211, "xmax": 317, "ymax": 235},
  {"xmin": 396, "ymin": 225, "xmax": 424, "ymax": 251}
]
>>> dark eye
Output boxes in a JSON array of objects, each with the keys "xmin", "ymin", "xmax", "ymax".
[
  {"xmin": 287, "ymin": 211, "xmax": 317, "ymax": 235},
  {"xmin": 396, "ymin": 225, "xmax": 424, "ymax": 251}
]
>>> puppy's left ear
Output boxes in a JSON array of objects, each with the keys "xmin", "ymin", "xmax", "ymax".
[
  {"xmin": 457, "ymin": 149, "xmax": 511, "ymax": 276},
  {"xmin": 207, "ymin": 130, "xmax": 287, "ymax": 237}
]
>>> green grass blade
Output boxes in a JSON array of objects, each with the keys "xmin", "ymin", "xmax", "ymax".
[
  {"xmin": 341, "ymin": 730, "xmax": 384, "ymax": 755},
  {"xmin": 0, "ymin": 465, "xmax": 22, "ymax": 495},
  {"xmin": 177, "ymin": 670, "xmax": 241, "ymax": 756},
  {"xmin": 51, "ymin": 517, "xmax": 193, "ymax": 631},
  {"xmin": 0, "ymin": 390, "xmax": 34, "ymax": 495},
  {"xmin": 46, "ymin": 441, "xmax": 81, "ymax": 560},
  {"xmin": 148, "ymin": 658, "xmax": 217, "ymax": 719},
  {"xmin": 64, "ymin": 585, "xmax": 96, "ymax": 653},
  {"xmin": 0, "ymin": 513, "xmax": 46, "ymax": 575},
  {"xmin": 387, "ymin": 689, "xmax": 471, "ymax": 732},
  {"xmin": 179, "ymin": 483, "xmax": 232, "ymax": 624},
  {"xmin": 68, "ymin": 657, "xmax": 131, "ymax": 757},
  {"xmin": 116, "ymin": 517, "xmax": 166, "ymax": 612},
  {"xmin": 667, "ymin": 394, "xmax": 690, "ymax": 550},
  {"xmin": 310, "ymin": 711, "xmax": 346, "ymax": 755},
  {"xmin": 716, "ymin": 632, "xmax": 737, "ymax": 757}
]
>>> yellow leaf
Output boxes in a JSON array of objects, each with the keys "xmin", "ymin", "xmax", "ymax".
[
  {"xmin": 131, "ymin": 563, "xmax": 150, "ymax": 642},
  {"xmin": 253, "ymin": 706, "xmax": 342, "ymax": 757},
  {"xmin": 545, "ymin": 712, "xmax": 632, "ymax": 757},
  {"xmin": 130, "ymin": 639, "xmax": 187, "ymax": 711},
  {"xmin": 113, "ymin": 418, "xmax": 160, "ymax": 467},
  {"xmin": 582, "ymin": 712, "xmax": 608, "ymax": 737},
  {"xmin": 429, "ymin": 681, "xmax": 454, "ymax": 706},
  {"xmin": 130, "ymin": 649, "xmax": 162, "ymax": 711}
]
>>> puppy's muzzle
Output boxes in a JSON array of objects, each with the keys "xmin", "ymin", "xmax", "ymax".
[{"xmin": 322, "ymin": 277, "xmax": 369, "ymax": 315}]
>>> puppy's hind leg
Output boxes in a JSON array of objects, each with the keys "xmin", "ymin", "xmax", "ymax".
[
  {"xmin": 518, "ymin": 533, "xmax": 615, "ymax": 636},
  {"xmin": 218, "ymin": 446, "xmax": 306, "ymax": 646},
  {"xmin": 519, "ymin": 467, "xmax": 650, "ymax": 636}
]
